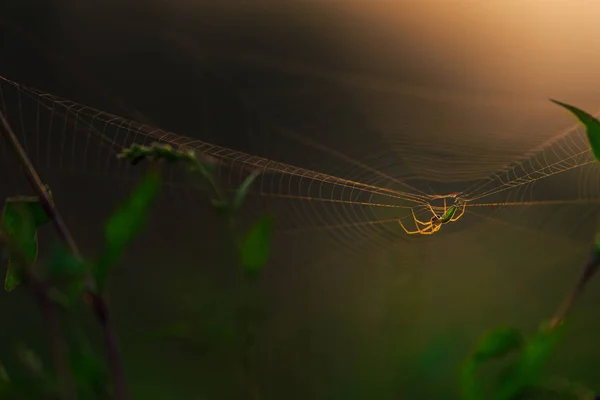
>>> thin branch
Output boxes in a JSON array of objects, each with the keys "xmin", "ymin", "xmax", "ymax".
[
  {"xmin": 0, "ymin": 113, "xmax": 82, "ymax": 266},
  {"xmin": 0, "ymin": 111, "xmax": 128, "ymax": 399},
  {"xmin": 550, "ymin": 251, "xmax": 600, "ymax": 329}
]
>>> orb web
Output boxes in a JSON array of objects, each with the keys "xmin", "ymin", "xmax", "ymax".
[
  {"xmin": 1, "ymin": 74, "xmax": 600, "ymax": 260},
  {"xmin": 0, "ymin": 75, "xmax": 431, "ymax": 256}
]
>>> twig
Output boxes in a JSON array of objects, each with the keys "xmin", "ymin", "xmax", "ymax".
[
  {"xmin": 550, "ymin": 250, "xmax": 600, "ymax": 329},
  {"xmin": 88, "ymin": 293, "xmax": 128, "ymax": 400},
  {"xmin": 33, "ymin": 278, "xmax": 75, "ymax": 399},
  {"xmin": 0, "ymin": 111, "xmax": 129, "ymax": 399},
  {"xmin": 0, "ymin": 231, "xmax": 75, "ymax": 400},
  {"xmin": 0, "ymin": 113, "xmax": 82, "ymax": 265}
]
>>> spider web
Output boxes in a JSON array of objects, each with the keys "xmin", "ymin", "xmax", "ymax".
[
  {"xmin": 0, "ymin": 75, "xmax": 431, "ymax": 256},
  {"xmin": 0, "ymin": 74, "xmax": 599, "ymax": 259},
  {"xmin": 457, "ymin": 117, "xmax": 600, "ymax": 247}
]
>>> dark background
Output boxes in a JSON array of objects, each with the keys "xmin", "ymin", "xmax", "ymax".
[{"xmin": 1, "ymin": 1, "xmax": 600, "ymax": 399}]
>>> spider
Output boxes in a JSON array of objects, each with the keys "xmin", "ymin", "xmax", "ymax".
[{"xmin": 399, "ymin": 196, "xmax": 466, "ymax": 235}]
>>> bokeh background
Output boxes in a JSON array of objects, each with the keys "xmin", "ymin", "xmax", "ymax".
[{"xmin": 1, "ymin": 1, "xmax": 600, "ymax": 398}]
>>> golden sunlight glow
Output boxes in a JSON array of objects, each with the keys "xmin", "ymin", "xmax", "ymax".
[{"xmin": 335, "ymin": 0, "xmax": 600, "ymax": 98}]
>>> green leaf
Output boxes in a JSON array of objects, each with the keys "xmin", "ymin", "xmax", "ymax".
[
  {"xmin": 471, "ymin": 327, "xmax": 524, "ymax": 363},
  {"xmin": 493, "ymin": 322, "xmax": 566, "ymax": 400},
  {"xmin": 550, "ymin": 99, "xmax": 600, "ymax": 162},
  {"xmin": 95, "ymin": 168, "xmax": 162, "ymax": 291},
  {"xmin": 4, "ymin": 269, "xmax": 20, "ymax": 294},
  {"xmin": 239, "ymin": 214, "xmax": 274, "ymax": 277},
  {"xmin": 1, "ymin": 197, "xmax": 51, "ymax": 291},
  {"xmin": 461, "ymin": 327, "xmax": 524, "ymax": 400},
  {"xmin": 232, "ymin": 170, "xmax": 261, "ymax": 210}
]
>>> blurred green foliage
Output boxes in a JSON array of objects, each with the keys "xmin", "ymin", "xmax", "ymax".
[
  {"xmin": 1, "ymin": 196, "xmax": 51, "ymax": 291},
  {"xmin": 0, "ymin": 142, "xmax": 275, "ymax": 399},
  {"xmin": 95, "ymin": 168, "xmax": 162, "ymax": 292},
  {"xmin": 240, "ymin": 214, "xmax": 274, "ymax": 278}
]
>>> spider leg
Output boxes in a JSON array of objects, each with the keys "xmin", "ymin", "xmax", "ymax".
[
  {"xmin": 449, "ymin": 201, "xmax": 466, "ymax": 222},
  {"xmin": 399, "ymin": 220, "xmax": 433, "ymax": 235},
  {"xmin": 399, "ymin": 203, "xmax": 447, "ymax": 235},
  {"xmin": 426, "ymin": 203, "xmax": 438, "ymax": 218},
  {"xmin": 421, "ymin": 224, "xmax": 436, "ymax": 233},
  {"xmin": 418, "ymin": 226, "xmax": 437, "ymax": 235},
  {"xmin": 400, "ymin": 209, "xmax": 435, "ymax": 235},
  {"xmin": 412, "ymin": 208, "xmax": 432, "ymax": 226}
]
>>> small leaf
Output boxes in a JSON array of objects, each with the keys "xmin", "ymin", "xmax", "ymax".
[
  {"xmin": 493, "ymin": 322, "xmax": 566, "ymax": 400},
  {"xmin": 471, "ymin": 327, "xmax": 524, "ymax": 363},
  {"xmin": 461, "ymin": 327, "xmax": 524, "ymax": 400},
  {"xmin": 1, "ymin": 197, "xmax": 51, "ymax": 291},
  {"xmin": 550, "ymin": 99, "xmax": 600, "ymax": 162},
  {"xmin": 95, "ymin": 168, "xmax": 161, "ymax": 291},
  {"xmin": 232, "ymin": 170, "xmax": 261, "ymax": 210},
  {"xmin": 240, "ymin": 214, "xmax": 274, "ymax": 277},
  {"xmin": 4, "ymin": 272, "xmax": 20, "ymax": 294}
]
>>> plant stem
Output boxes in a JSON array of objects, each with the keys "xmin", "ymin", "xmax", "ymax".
[
  {"xmin": 0, "ymin": 231, "xmax": 76, "ymax": 400},
  {"xmin": 90, "ymin": 293, "xmax": 128, "ymax": 400},
  {"xmin": 0, "ymin": 113, "xmax": 82, "ymax": 265},
  {"xmin": 0, "ymin": 111, "xmax": 129, "ymax": 399},
  {"xmin": 33, "ymin": 278, "xmax": 76, "ymax": 400},
  {"xmin": 550, "ymin": 251, "xmax": 600, "ymax": 329}
]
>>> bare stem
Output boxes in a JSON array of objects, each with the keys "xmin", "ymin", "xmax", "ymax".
[
  {"xmin": 0, "ymin": 111, "xmax": 129, "ymax": 399},
  {"xmin": 0, "ymin": 113, "xmax": 82, "ymax": 262},
  {"xmin": 550, "ymin": 251, "xmax": 600, "ymax": 329},
  {"xmin": 33, "ymin": 278, "xmax": 76, "ymax": 400},
  {"xmin": 89, "ymin": 293, "xmax": 128, "ymax": 400}
]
